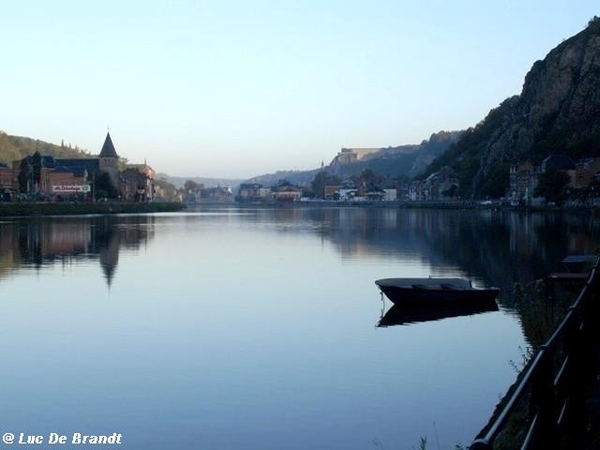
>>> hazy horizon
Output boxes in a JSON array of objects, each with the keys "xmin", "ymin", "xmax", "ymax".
[{"xmin": 1, "ymin": 1, "xmax": 598, "ymax": 179}]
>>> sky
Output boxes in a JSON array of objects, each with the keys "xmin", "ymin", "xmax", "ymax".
[{"xmin": 1, "ymin": 1, "xmax": 598, "ymax": 179}]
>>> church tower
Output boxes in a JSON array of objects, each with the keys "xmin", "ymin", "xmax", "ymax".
[{"xmin": 98, "ymin": 132, "xmax": 120, "ymax": 190}]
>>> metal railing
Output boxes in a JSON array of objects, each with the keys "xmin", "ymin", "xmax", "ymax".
[{"xmin": 470, "ymin": 260, "xmax": 599, "ymax": 450}]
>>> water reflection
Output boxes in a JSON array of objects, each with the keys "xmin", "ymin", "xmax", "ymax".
[
  {"xmin": 221, "ymin": 207, "xmax": 600, "ymax": 304},
  {"xmin": 2, "ymin": 208, "xmax": 598, "ymax": 297},
  {"xmin": 0, "ymin": 207, "xmax": 597, "ymax": 449},
  {"xmin": 378, "ymin": 300, "xmax": 499, "ymax": 327},
  {"xmin": 0, "ymin": 216, "xmax": 155, "ymax": 286}
]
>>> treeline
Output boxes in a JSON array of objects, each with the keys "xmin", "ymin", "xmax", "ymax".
[
  {"xmin": 419, "ymin": 97, "xmax": 518, "ymax": 199},
  {"xmin": 0, "ymin": 131, "xmax": 90, "ymax": 166}
]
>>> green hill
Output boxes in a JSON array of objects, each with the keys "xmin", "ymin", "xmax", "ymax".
[{"xmin": 0, "ymin": 131, "xmax": 90, "ymax": 166}]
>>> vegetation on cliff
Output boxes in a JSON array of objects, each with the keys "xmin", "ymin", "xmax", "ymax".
[
  {"xmin": 422, "ymin": 17, "xmax": 600, "ymax": 199},
  {"xmin": 0, "ymin": 131, "xmax": 90, "ymax": 166}
]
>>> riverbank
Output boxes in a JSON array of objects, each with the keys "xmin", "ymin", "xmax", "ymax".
[
  {"xmin": 196, "ymin": 199, "xmax": 600, "ymax": 214},
  {"xmin": 0, "ymin": 201, "xmax": 186, "ymax": 217}
]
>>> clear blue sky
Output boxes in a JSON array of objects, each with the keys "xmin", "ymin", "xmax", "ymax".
[{"xmin": 1, "ymin": 1, "xmax": 598, "ymax": 179}]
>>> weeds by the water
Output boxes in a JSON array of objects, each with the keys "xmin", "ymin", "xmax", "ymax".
[
  {"xmin": 371, "ymin": 434, "xmax": 465, "ymax": 449},
  {"xmin": 509, "ymin": 345, "xmax": 534, "ymax": 373}
]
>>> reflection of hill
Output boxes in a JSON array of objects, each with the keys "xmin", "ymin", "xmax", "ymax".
[
  {"xmin": 0, "ymin": 216, "xmax": 155, "ymax": 287},
  {"xmin": 251, "ymin": 207, "xmax": 599, "ymax": 348},
  {"xmin": 250, "ymin": 208, "xmax": 600, "ymax": 308}
]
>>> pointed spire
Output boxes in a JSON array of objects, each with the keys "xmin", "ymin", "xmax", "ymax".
[{"xmin": 99, "ymin": 132, "xmax": 118, "ymax": 158}]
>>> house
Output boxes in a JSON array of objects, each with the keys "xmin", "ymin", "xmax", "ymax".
[
  {"xmin": 8, "ymin": 132, "xmax": 155, "ymax": 201},
  {"xmin": 571, "ymin": 157, "xmax": 600, "ymax": 189},
  {"xmin": 237, "ymin": 183, "xmax": 264, "ymax": 202},
  {"xmin": 198, "ymin": 186, "xmax": 234, "ymax": 202},
  {"xmin": 324, "ymin": 185, "xmax": 343, "ymax": 200},
  {"xmin": 509, "ymin": 161, "xmax": 540, "ymax": 204},
  {"xmin": 409, "ymin": 167, "xmax": 459, "ymax": 201},
  {"xmin": 120, "ymin": 168, "xmax": 153, "ymax": 202},
  {"xmin": 542, "ymin": 154, "xmax": 576, "ymax": 172},
  {"xmin": 383, "ymin": 189, "xmax": 397, "ymax": 201},
  {"xmin": 272, "ymin": 188, "xmax": 302, "ymax": 202},
  {"xmin": 0, "ymin": 163, "xmax": 12, "ymax": 192},
  {"xmin": 365, "ymin": 188, "xmax": 385, "ymax": 201}
]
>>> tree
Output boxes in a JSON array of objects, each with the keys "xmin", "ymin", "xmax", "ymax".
[
  {"xmin": 154, "ymin": 179, "xmax": 179, "ymax": 201},
  {"xmin": 94, "ymin": 171, "xmax": 119, "ymax": 199},
  {"xmin": 18, "ymin": 157, "xmax": 32, "ymax": 193},
  {"xmin": 358, "ymin": 168, "xmax": 383, "ymax": 190},
  {"xmin": 31, "ymin": 151, "xmax": 42, "ymax": 186},
  {"xmin": 184, "ymin": 180, "xmax": 202, "ymax": 194},
  {"xmin": 310, "ymin": 171, "xmax": 341, "ymax": 198},
  {"xmin": 481, "ymin": 162, "xmax": 509, "ymax": 199},
  {"xmin": 534, "ymin": 168, "xmax": 571, "ymax": 204}
]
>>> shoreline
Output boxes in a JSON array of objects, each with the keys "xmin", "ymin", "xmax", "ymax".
[
  {"xmin": 1, "ymin": 200, "xmax": 598, "ymax": 218},
  {"xmin": 192, "ymin": 200, "xmax": 600, "ymax": 214},
  {"xmin": 0, "ymin": 201, "xmax": 186, "ymax": 218}
]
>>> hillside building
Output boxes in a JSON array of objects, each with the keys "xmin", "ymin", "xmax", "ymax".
[
  {"xmin": 2, "ymin": 132, "xmax": 155, "ymax": 201},
  {"xmin": 334, "ymin": 148, "xmax": 381, "ymax": 165},
  {"xmin": 509, "ymin": 161, "xmax": 541, "ymax": 204},
  {"xmin": 98, "ymin": 132, "xmax": 120, "ymax": 188}
]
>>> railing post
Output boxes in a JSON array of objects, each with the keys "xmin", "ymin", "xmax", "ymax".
[
  {"xmin": 564, "ymin": 306, "xmax": 585, "ymax": 439},
  {"xmin": 529, "ymin": 346, "xmax": 558, "ymax": 449}
]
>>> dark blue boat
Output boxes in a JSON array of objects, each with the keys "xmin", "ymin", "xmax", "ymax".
[{"xmin": 375, "ymin": 277, "xmax": 500, "ymax": 307}]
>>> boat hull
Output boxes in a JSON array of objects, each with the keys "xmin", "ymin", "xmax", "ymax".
[{"xmin": 375, "ymin": 278, "xmax": 500, "ymax": 307}]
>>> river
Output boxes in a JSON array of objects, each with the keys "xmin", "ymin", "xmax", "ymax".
[{"xmin": 0, "ymin": 207, "xmax": 597, "ymax": 449}]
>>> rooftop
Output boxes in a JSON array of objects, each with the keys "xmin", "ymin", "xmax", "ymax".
[{"xmin": 99, "ymin": 132, "xmax": 118, "ymax": 158}]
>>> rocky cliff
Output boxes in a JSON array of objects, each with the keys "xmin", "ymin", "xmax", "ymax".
[
  {"xmin": 246, "ymin": 130, "xmax": 461, "ymax": 187},
  {"xmin": 327, "ymin": 130, "xmax": 462, "ymax": 179},
  {"xmin": 426, "ymin": 17, "xmax": 600, "ymax": 198}
]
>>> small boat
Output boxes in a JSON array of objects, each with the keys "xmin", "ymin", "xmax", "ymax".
[{"xmin": 375, "ymin": 277, "xmax": 500, "ymax": 306}]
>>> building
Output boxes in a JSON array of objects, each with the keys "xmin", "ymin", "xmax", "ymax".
[
  {"xmin": 324, "ymin": 185, "xmax": 343, "ymax": 200},
  {"xmin": 198, "ymin": 186, "xmax": 234, "ymax": 202},
  {"xmin": 272, "ymin": 189, "xmax": 302, "ymax": 202},
  {"xmin": 333, "ymin": 148, "xmax": 381, "ymax": 165},
  {"xmin": 383, "ymin": 189, "xmax": 397, "ymax": 201},
  {"xmin": 409, "ymin": 166, "xmax": 459, "ymax": 201},
  {"xmin": 120, "ymin": 168, "xmax": 154, "ymax": 202},
  {"xmin": 542, "ymin": 154, "xmax": 576, "ymax": 173},
  {"xmin": 509, "ymin": 161, "xmax": 540, "ymax": 204},
  {"xmin": 0, "ymin": 162, "xmax": 12, "ymax": 192},
  {"xmin": 237, "ymin": 183, "xmax": 264, "ymax": 202},
  {"xmin": 98, "ymin": 132, "xmax": 120, "ymax": 188},
  {"xmin": 571, "ymin": 157, "xmax": 600, "ymax": 189},
  {"xmin": 6, "ymin": 132, "xmax": 155, "ymax": 201}
]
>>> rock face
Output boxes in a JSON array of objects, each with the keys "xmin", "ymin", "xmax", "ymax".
[
  {"xmin": 409, "ymin": 131, "xmax": 463, "ymax": 177},
  {"xmin": 248, "ymin": 130, "xmax": 462, "ymax": 188},
  {"xmin": 327, "ymin": 130, "xmax": 462, "ymax": 179},
  {"xmin": 470, "ymin": 18, "xmax": 600, "ymax": 193}
]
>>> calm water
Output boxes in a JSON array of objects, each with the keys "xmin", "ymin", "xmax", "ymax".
[{"xmin": 0, "ymin": 207, "xmax": 598, "ymax": 449}]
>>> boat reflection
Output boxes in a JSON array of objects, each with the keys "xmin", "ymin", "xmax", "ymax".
[{"xmin": 378, "ymin": 298, "xmax": 499, "ymax": 327}]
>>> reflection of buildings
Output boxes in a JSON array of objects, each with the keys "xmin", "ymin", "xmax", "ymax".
[
  {"xmin": 0, "ymin": 217, "xmax": 155, "ymax": 287},
  {"xmin": 253, "ymin": 208, "xmax": 599, "ymax": 307}
]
